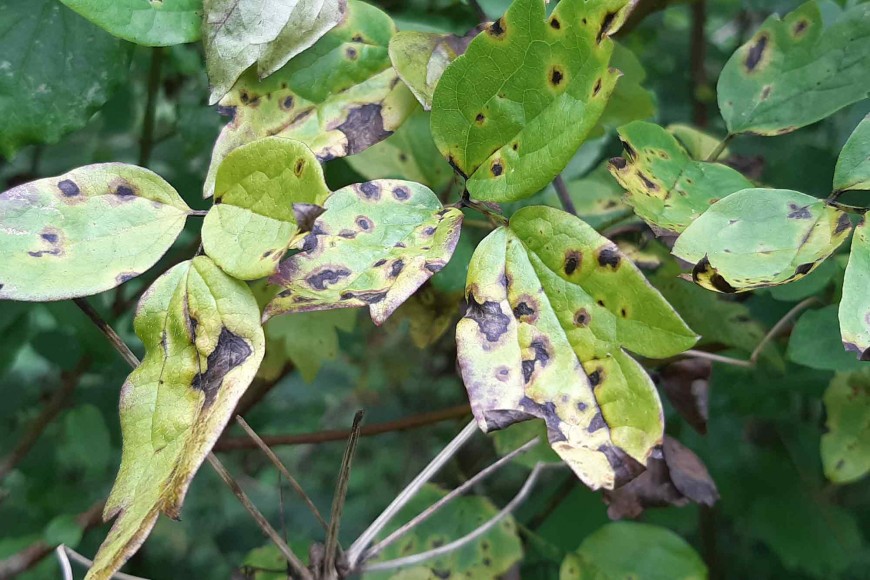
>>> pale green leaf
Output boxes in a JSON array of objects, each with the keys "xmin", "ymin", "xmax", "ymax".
[
  {"xmin": 202, "ymin": 137, "xmax": 330, "ymax": 280},
  {"xmin": 608, "ymin": 121, "xmax": 753, "ymax": 234},
  {"xmin": 840, "ymin": 218, "xmax": 870, "ymax": 360},
  {"xmin": 88, "ymin": 256, "xmax": 264, "ymax": 580},
  {"xmin": 457, "ymin": 206, "xmax": 697, "ymax": 490},
  {"xmin": 0, "ymin": 164, "xmax": 190, "ymax": 302},
  {"xmin": 672, "ymin": 189, "xmax": 851, "ymax": 293},
  {"xmin": 822, "ymin": 369, "xmax": 870, "ymax": 484},
  {"xmin": 431, "ymin": 0, "xmax": 626, "ymax": 202},
  {"xmin": 666, "ymin": 124, "xmax": 731, "ymax": 161},
  {"xmin": 59, "ymin": 0, "xmax": 202, "ymax": 46},
  {"xmin": 834, "ymin": 115, "xmax": 870, "ymax": 193},
  {"xmin": 717, "ymin": 0, "xmax": 870, "ymax": 136},
  {"xmin": 264, "ymin": 180, "xmax": 463, "ymax": 325}
]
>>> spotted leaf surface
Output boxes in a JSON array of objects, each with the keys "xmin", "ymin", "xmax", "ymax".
[
  {"xmin": 673, "ymin": 189, "xmax": 851, "ymax": 293},
  {"xmin": 204, "ymin": 0, "xmax": 415, "ymax": 197},
  {"xmin": 203, "ymin": 0, "xmax": 346, "ymax": 104},
  {"xmin": 88, "ymin": 256, "xmax": 264, "ymax": 580},
  {"xmin": 431, "ymin": 0, "xmax": 626, "ymax": 202},
  {"xmin": 840, "ymin": 219, "xmax": 870, "ymax": 360},
  {"xmin": 717, "ymin": 0, "xmax": 870, "ymax": 136},
  {"xmin": 457, "ymin": 206, "xmax": 697, "ymax": 490},
  {"xmin": 822, "ymin": 370, "xmax": 870, "ymax": 484},
  {"xmin": 264, "ymin": 180, "xmax": 463, "ymax": 325},
  {"xmin": 608, "ymin": 121, "xmax": 753, "ymax": 234},
  {"xmin": 202, "ymin": 137, "xmax": 330, "ymax": 280},
  {"xmin": 59, "ymin": 0, "xmax": 202, "ymax": 46},
  {"xmin": 0, "ymin": 164, "xmax": 190, "ymax": 302},
  {"xmin": 834, "ymin": 115, "xmax": 870, "ymax": 193}
]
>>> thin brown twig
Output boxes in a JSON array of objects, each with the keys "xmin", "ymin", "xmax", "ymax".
[
  {"xmin": 73, "ymin": 298, "xmax": 140, "ymax": 369},
  {"xmin": 323, "ymin": 411, "xmax": 365, "ymax": 577}
]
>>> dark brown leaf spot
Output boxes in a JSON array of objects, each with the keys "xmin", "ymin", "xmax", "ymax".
[
  {"xmin": 795, "ymin": 262, "xmax": 813, "ymax": 275},
  {"xmin": 792, "ymin": 19, "xmax": 808, "ymax": 37},
  {"xmin": 488, "ymin": 17, "xmax": 506, "ymax": 38},
  {"xmin": 338, "ymin": 229, "xmax": 356, "ymax": 239},
  {"xmin": 216, "ymin": 105, "xmax": 237, "ymax": 120},
  {"xmin": 693, "ymin": 256, "xmax": 736, "ymax": 293},
  {"xmin": 115, "ymin": 184, "xmax": 135, "ymax": 198},
  {"xmin": 58, "ymin": 179, "xmax": 80, "ymax": 197},
  {"xmin": 341, "ymin": 290, "xmax": 387, "ymax": 304},
  {"xmin": 425, "ymin": 261, "xmax": 445, "ymax": 273},
  {"xmin": 597, "ymin": 12, "xmax": 617, "ymax": 44},
  {"xmin": 116, "ymin": 272, "xmax": 138, "ymax": 284},
  {"xmin": 466, "ymin": 294, "xmax": 511, "ymax": 342},
  {"xmin": 512, "ymin": 298, "xmax": 536, "ymax": 321},
  {"xmin": 588, "ymin": 367, "xmax": 604, "ymax": 386},
  {"xmin": 574, "ymin": 308, "xmax": 590, "ymax": 327},
  {"xmin": 337, "ymin": 104, "xmax": 392, "ymax": 155},
  {"xmin": 588, "ymin": 411, "xmax": 607, "ymax": 433},
  {"xmin": 306, "ymin": 267, "xmax": 351, "ymax": 290},
  {"xmin": 358, "ymin": 182, "xmax": 381, "ymax": 200},
  {"xmin": 261, "ymin": 249, "xmax": 274, "ymax": 258},
  {"xmin": 638, "ymin": 172, "xmax": 658, "ymax": 191},
  {"xmin": 761, "ymin": 85, "xmax": 772, "ymax": 100},
  {"xmin": 279, "ymin": 96, "xmax": 294, "ymax": 111},
  {"xmin": 835, "ymin": 212, "xmax": 852, "ymax": 234},
  {"xmin": 745, "ymin": 34, "xmax": 768, "ymax": 71},
  {"xmin": 521, "ymin": 339, "xmax": 551, "ymax": 382},
  {"xmin": 392, "ymin": 185, "xmax": 410, "ymax": 200},
  {"xmin": 475, "ymin": 112, "xmax": 485, "ymax": 125},
  {"xmin": 549, "ymin": 66, "xmax": 564, "ymax": 87},
  {"xmin": 40, "ymin": 232, "xmax": 58, "ymax": 243},
  {"xmin": 345, "ymin": 47, "xmax": 358, "ymax": 60},
  {"xmin": 593, "ymin": 77, "xmax": 602, "ymax": 96},
  {"xmin": 609, "ymin": 157, "xmax": 627, "ymax": 170},
  {"xmin": 373, "ymin": 258, "xmax": 387, "ymax": 267},
  {"xmin": 787, "ymin": 203, "xmax": 811, "ymax": 219},
  {"xmin": 355, "ymin": 216, "xmax": 373, "ymax": 231},
  {"xmin": 389, "ymin": 259, "xmax": 404, "ymax": 278},
  {"xmin": 597, "ymin": 246, "xmax": 621, "ymax": 269},
  {"xmin": 490, "ymin": 160, "xmax": 503, "ymax": 177},
  {"xmin": 192, "ymin": 327, "xmax": 252, "ymax": 406},
  {"xmin": 293, "ymin": 158, "xmax": 306, "ymax": 177},
  {"xmin": 549, "ymin": 17, "xmax": 561, "ymax": 29},
  {"xmin": 564, "ymin": 250, "xmax": 582, "ymax": 275}
]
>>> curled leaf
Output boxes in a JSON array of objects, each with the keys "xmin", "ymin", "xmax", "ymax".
[{"xmin": 840, "ymin": 218, "xmax": 870, "ymax": 360}]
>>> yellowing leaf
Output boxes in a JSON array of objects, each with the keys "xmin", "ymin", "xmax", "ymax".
[
  {"xmin": 834, "ymin": 114, "xmax": 870, "ymax": 193},
  {"xmin": 822, "ymin": 370, "xmax": 870, "ymax": 484},
  {"xmin": 457, "ymin": 206, "xmax": 697, "ymax": 490},
  {"xmin": 0, "ymin": 164, "xmax": 190, "ymax": 301},
  {"xmin": 88, "ymin": 256, "xmax": 264, "ymax": 580},
  {"xmin": 840, "ymin": 218, "xmax": 870, "ymax": 360}
]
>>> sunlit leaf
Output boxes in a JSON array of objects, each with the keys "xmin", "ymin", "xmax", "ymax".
[
  {"xmin": 0, "ymin": 164, "xmax": 190, "ymax": 301},
  {"xmin": 834, "ymin": 115, "xmax": 870, "ymax": 193},
  {"xmin": 840, "ymin": 218, "xmax": 870, "ymax": 360},
  {"xmin": 431, "ymin": 0, "xmax": 626, "ymax": 202},
  {"xmin": 457, "ymin": 206, "xmax": 697, "ymax": 490},
  {"xmin": 59, "ymin": 0, "xmax": 202, "ymax": 46},
  {"xmin": 672, "ymin": 189, "xmax": 851, "ymax": 293},
  {"xmin": 822, "ymin": 370, "xmax": 870, "ymax": 484},
  {"xmin": 264, "ymin": 180, "xmax": 463, "ymax": 325},
  {"xmin": 717, "ymin": 0, "xmax": 870, "ymax": 136},
  {"xmin": 202, "ymin": 137, "xmax": 330, "ymax": 280},
  {"xmin": 88, "ymin": 256, "xmax": 265, "ymax": 580},
  {"xmin": 667, "ymin": 124, "xmax": 731, "ymax": 161}
]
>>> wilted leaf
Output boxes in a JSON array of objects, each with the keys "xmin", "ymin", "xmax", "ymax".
[
  {"xmin": 204, "ymin": 0, "xmax": 415, "ymax": 197},
  {"xmin": 834, "ymin": 115, "xmax": 870, "ymax": 193},
  {"xmin": 59, "ymin": 0, "xmax": 202, "ymax": 46},
  {"xmin": 0, "ymin": 164, "xmax": 191, "ymax": 301},
  {"xmin": 88, "ymin": 256, "xmax": 264, "ymax": 580},
  {"xmin": 659, "ymin": 359, "xmax": 710, "ymax": 435},
  {"xmin": 264, "ymin": 180, "xmax": 463, "ymax": 325},
  {"xmin": 202, "ymin": 137, "xmax": 330, "ymax": 280},
  {"xmin": 672, "ymin": 189, "xmax": 851, "ymax": 293},
  {"xmin": 788, "ymin": 305, "xmax": 865, "ymax": 372},
  {"xmin": 202, "ymin": 0, "xmax": 346, "ymax": 103},
  {"xmin": 840, "ymin": 218, "xmax": 870, "ymax": 360},
  {"xmin": 608, "ymin": 121, "xmax": 753, "ymax": 235},
  {"xmin": 457, "ymin": 206, "xmax": 697, "ymax": 490},
  {"xmin": 364, "ymin": 484, "xmax": 523, "ymax": 580},
  {"xmin": 717, "ymin": 0, "xmax": 870, "ymax": 136},
  {"xmin": 667, "ymin": 123, "xmax": 731, "ymax": 161},
  {"xmin": 821, "ymin": 370, "xmax": 870, "ymax": 484},
  {"xmin": 0, "ymin": 0, "xmax": 128, "ymax": 158},
  {"xmin": 431, "ymin": 0, "xmax": 626, "ymax": 202}
]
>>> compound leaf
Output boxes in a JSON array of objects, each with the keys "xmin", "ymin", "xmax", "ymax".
[
  {"xmin": 822, "ymin": 370, "xmax": 870, "ymax": 484},
  {"xmin": 264, "ymin": 180, "xmax": 463, "ymax": 325},
  {"xmin": 431, "ymin": 0, "xmax": 626, "ymax": 202},
  {"xmin": 88, "ymin": 256, "xmax": 265, "ymax": 580},
  {"xmin": 839, "ymin": 218, "xmax": 870, "ymax": 360},
  {"xmin": 672, "ymin": 189, "xmax": 851, "ymax": 293},
  {"xmin": 834, "ymin": 115, "xmax": 870, "ymax": 193},
  {"xmin": 202, "ymin": 137, "xmax": 330, "ymax": 280},
  {"xmin": 0, "ymin": 164, "xmax": 190, "ymax": 302},
  {"xmin": 717, "ymin": 0, "xmax": 870, "ymax": 136},
  {"xmin": 457, "ymin": 206, "xmax": 697, "ymax": 490},
  {"xmin": 59, "ymin": 0, "xmax": 202, "ymax": 46}
]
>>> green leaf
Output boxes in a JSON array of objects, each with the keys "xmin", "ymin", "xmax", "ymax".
[
  {"xmin": 59, "ymin": 0, "xmax": 202, "ymax": 46},
  {"xmin": 769, "ymin": 256, "xmax": 838, "ymax": 302},
  {"xmin": 667, "ymin": 124, "xmax": 731, "ymax": 161},
  {"xmin": 0, "ymin": 164, "xmax": 191, "ymax": 301},
  {"xmin": 59, "ymin": 404, "xmax": 112, "ymax": 476},
  {"xmin": 608, "ymin": 121, "xmax": 753, "ymax": 235},
  {"xmin": 491, "ymin": 420, "xmax": 562, "ymax": 468},
  {"xmin": 88, "ymin": 256, "xmax": 265, "ymax": 580},
  {"xmin": 202, "ymin": 0, "xmax": 346, "ymax": 104},
  {"xmin": 822, "ymin": 370, "xmax": 870, "ymax": 484},
  {"xmin": 457, "ymin": 206, "xmax": 697, "ymax": 490},
  {"xmin": 672, "ymin": 189, "xmax": 851, "ymax": 293},
  {"xmin": 562, "ymin": 165, "xmax": 631, "ymax": 231},
  {"xmin": 717, "ymin": 1, "xmax": 870, "ymax": 136},
  {"xmin": 264, "ymin": 180, "xmax": 463, "ymax": 325},
  {"xmin": 787, "ymin": 305, "xmax": 865, "ymax": 372},
  {"xmin": 44, "ymin": 514, "xmax": 84, "ymax": 548},
  {"xmin": 267, "ymin": 308, "xmax": 357, "ymax": 382},
  {"xmin": 834, "ymin": 114, "xmax": 870, "ymax": 193},
  {"xmin": 593, "ymin": 43, "xmax": 656, "ymax": 136},
  {"xmin": 840, "ymin": 218, "xmax": 870, "ymax": 360},
  {"xmin": 204, "ymin": 0, "xmax": 415, "ymax": 197},
  {"xmin": 0, "ymin": 0, "xmax": 128, "ymax": 158},
  {"xmin": 364, "ymin": 484, "xmax": 523, "ymax": 580},
  {"xmin": 202, "ymin": 137, "xmax": 330, "ymax": 280},
  {"xmin": 431, "ymin": 0, "xmax": 626, "ymax": 202},
  {"xmin": 560, "ymin": 522, "xmax": 707, "ymax": 580}
]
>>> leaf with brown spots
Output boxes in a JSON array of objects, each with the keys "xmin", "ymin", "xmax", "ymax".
[
  {"xmin": 672, "ymin": 189, "xmax": 851, "ymax": 293},
  {"xmin": 608, "ymin": 121, "xmax": 753, "ymax": 235},
  {"xmin": 264, "ymin": 180, "xmax": 463, "ymax": 325},
  {"xmin": 821, "ymin": 369, "xmax": 870, "ymax": 484},
  {"xmin": 834, "ymin": 114, "xmax": 870, "ymax": 194},
  {"xmin": 457, "ymin": 206, "xmax": 697, "ymax": 490},
  {"xmin": 0, "ymin": 163, "xmax": 191, "ymax": 302},
  {"xmin": 839, "ymin": 218, "xmax": 870, "ymax": 361},
  {"xmin": 87, "ymin": 256, "xmax": 265, "ymax": 580},
  {"xmin": 431, "ymin": 0, "xmax": 627, "ymax": 202},
  {"xmin": 717, "ymin": 1, "xmax": 870, "ymax": 136}
]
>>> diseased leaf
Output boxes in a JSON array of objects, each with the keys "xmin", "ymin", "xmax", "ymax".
[
  {"xmin": 840, "ymin": 219, "xmax": 870, "ymax": 360},
  {"xmin": 202, "ymin": 0, "xmax": 346, "ymax": 104},
  {"xmin": 457, "ymin": 206, "xmax": 697, "ymax": 490},
  {"xmin": 204, "ymin": 0, "xmax": 415, "ymax": 197},
  {"xmin": 431, "ymin": 0, "xmax": 626, "ymax": 202},
  {"xmin": 717, "ymin": 1, "xmax": 870, "ymax": 136},
  {"xmin": 0, "ymin": 0, "xmax": 128, "ymax": 158},
  {"xmin": 88, "ymin": 256, "xmax": 265, "ymax": 580},
  {"xmin": 59, "ymin": 0, "xmax": 202, "ymax": 46},
  {"xmin": 0, "ymin": 164, "xmax": 191, "ymax": 302},
  {"xmin": 672, "ymin": 189, "xmax": 851, "ymax": 293},
  {"xmin": 264, "ymin": 180, "xmax": 463, "ymax": 325},
  {"xmin": 788, "ymin": 305, "xmax": 865, "ymax": 372},
  {"xmin": 822, "ymin": 370, "xmax": 870, "ymax": 484},
  {"xmin": 667, "ymin": 124, "xmax": 731, "ymax": 161},
  {"xmin": 834, "ymin": 115, "xmax": 870, "ymax": 193},
  {"xmin": 202, "ymin": 137, "xmax": 330, "ymax": 281},
  {"xmin": 608, "ymin": 121, "xmax": 753, "ymax": 235}
]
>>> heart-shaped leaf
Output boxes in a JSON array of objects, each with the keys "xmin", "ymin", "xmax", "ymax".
[
  {"xmin": 821, "ymin": 370, "xmax": 870, "ymax": 484},
  {"xmin": 839, "ymin": 218, "xmax": 870, "ymax": 360},
  {"xmin": 834, "ymin": 115, "xmax": 870, "ymax": 194},
  {"xmin": 0, "ymin": 164, "xmax": 190, "ymax": 301},
  {"xmin": 60, "ymin": 0, "xmax": 202, "ymax": 46}
]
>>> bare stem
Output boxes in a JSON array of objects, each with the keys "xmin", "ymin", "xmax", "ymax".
[
  {"xmin": 55, "ymin": 547, "xmax": 72, "ymax": 580},
  {"xmin": 73, "ymin": 298, "xmax": 140, "ymax": 369},
  {"xmin": 682, "ymin": 349, "xmax": 753, "ymax": 368},
  {"xmin": 706, "ymin": 134, "xmax": 734, "ymax": 162},
  {"xmin": 552, "ymin": 175, "xmax": 577, "ymax": 216}
]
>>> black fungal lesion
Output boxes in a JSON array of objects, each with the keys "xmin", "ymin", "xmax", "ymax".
[
  {"xmin": 596, "ymin": 11, "xmax": 617, "ymax": 44},
  {"xmin": 340, "ymin": 289, "xmax": 388, "ymax": 304},
  {"xmin": 57, "ymin": 179, "xmax": 80, "ymax": 197},
  {"xmin": 488, "ymin": 17, "xmax": 506, "ymax": 38},
  {"xmin": 338, "ymin": 229, "xmax": 357, "ymax": 239},
  {"xmin": 596, "ymin": 246, "xmax": 621, "ymax": 269},
  {"xmin": 337, "ymin": 104, "xmax": 392, "ymax": 155},
  {"xmin": 191, "ymin": 327, "xmax": 253, "ymax": 406},
  {"xmin": 835, "ymin": 213, "xmax": 852, "ymax": 234},
  {"xmin": 345, "ymin": 46, "xmax": 358, "ymax": 60},
  {"xmin": 549, "ymin": 16, "xmax": 561, "ymax": 29},
  {"xmin": 794, "ymin": 262, "xmax": 814, "ymax": 276},
  {"xmin": 638, "ymin": 172, "xmax": 659, "ymax": 191},
  {"xmin": 592, "ymin": 77, "xmax": 602, "ymax": 96},
  {"xmin": 278, "ymin": 96, "xmax": 294, "ymax": 111},
  {"xmin": 512, "ymin": 295, "xmax": 538, "ymax": 322},
  {"xmin": 355, "ymin": 215, "xmax": 374, "ymax": 231},
  {"xmin": 114, "ymin": 183, "xmax": 136, "ymax": 198},
  {"xmin": 564, "ymin": 250, "xmax": 582, "ymax": 275},
  {"xmin": 216, "ymin": 105, "xmax": 237, "ymax": 120},
  {"xmin": 465, "ymin": 292, "xmax": 511, "ymax": 342},
  {"xmin": 693, "ymin": 256, "xmax": 737, "ymax": 293},
  {"xmin": 744, "ymin": 33, "xmax": 769, "ymax": 72},
  {"xmin": 574, "ymin": 308, "xmax": 591, "ymax": 327},
  {"xmin": 373, "ymin": 258, "xmax": 387, "ymax": 267},
  {"xmin": 475, "ymin": 112, "xmax": 486, "ymax": 125},
  {"xmin": 392, "ymin": 185, "xmax": 410, "ymax": 200},
  {"xmin": 587, "ymin": 411, "xmax": 607, "ymax": 433},
  {"xmin": 549, "ymin": 66, "xmax": 565, "ymax": 87},
  {"xmin": 306, "ymin": 267, "xmax": 352, "ymax": 290},
  {"xmin": 424, "ymin": 261, "xmax": 445, "ymax": 273},
  {"xmin": 116, "ymin": 272, "xmax": 138, "ymax": 284},
  {"xmin": 609, "ymin": 156, "xmax": 627, "ymax": 170},
  {"xmin": 389, "ymin": 259, "xmax": 405, "ymax": 278},
  {"xmin": 588, "ymin": 366, "xmax": 604, "ymax": 386},
  {"xmin": 357, "ymin": 181, "xmax": 382, "ymax": 200},
  {"xmin": 787, "ymin": 203, "xmax": 812, "ymax": 219},
  {"xmin": 490, "ymin": 160, "xmax": 504, "ymax": 177},
  {"xmin": 521, "ymin": 338, "xmax": 551, "ymax": 382},
  {"xmin": 293, "ymin": 158, "xmax": 306, "ymax": 177},
  {"xmin": 792, "ymin": 18, "xmax": 809, "ymax": 37}
]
